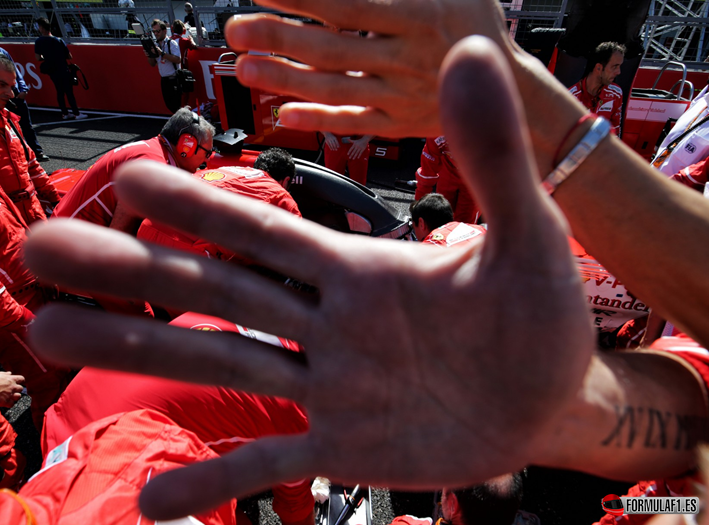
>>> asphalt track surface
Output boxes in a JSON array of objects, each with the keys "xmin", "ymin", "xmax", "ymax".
[{"xmin": 23, "ymin": 108, "xmax": 636, "ymax": 525}]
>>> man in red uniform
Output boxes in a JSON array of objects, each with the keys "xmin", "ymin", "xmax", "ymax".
[
  {"xmin": 0, "ymin": 409, "xmax": 236, "ymax": 525},
  {"xmin": 0, "ymin": 184, "xmax": 70, "ymax": 431},
  {"xmin": 54, "ymin": 107, "xmax": 215, "ymax": 235},
  {"xmin": 138, "ymin": 148, "xmax": 301, "ymax": 261},
  {"xmin": 410, "ymin": 193, "xmax": 485, "ymax": 246},
  {"xmin": 569, "ymin": 42, "xmax": 625, "ymax": 136},
  {"xmin": 0, "ymin": 56, "xmax": 60, "ymax": 225},
  {"xmin": 322, "ymin": 132, "xmax": 373, "ymax": 186},
  {"xmin": 413, "ymin": 136, "xmax": 481, "ymax": 224},
  {"xmin": 42, "ymin": 312, "xmax": 314, "ymax": 525}
]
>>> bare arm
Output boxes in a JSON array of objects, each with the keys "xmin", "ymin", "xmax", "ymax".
[
  {"xmin": 109, "ymin": 199, "xmax": 142, "ymax": 236},
  {"xmin": 536, "ymin": 350, "xmax": 708, "ymax": 481}
]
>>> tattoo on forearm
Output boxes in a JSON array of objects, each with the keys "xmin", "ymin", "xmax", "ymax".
[{"xmin": 601, "ymin": 406, "xmax": 708, "ymax": 450}]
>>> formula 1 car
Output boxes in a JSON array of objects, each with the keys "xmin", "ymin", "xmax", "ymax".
[{"xmin": 50, "ymin": 128, "xmax": 412, "ymax": 241}]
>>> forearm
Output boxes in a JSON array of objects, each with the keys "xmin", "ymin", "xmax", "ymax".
[
  {"xmin": 535, "ymin": 351, "xmax": 708, "ymax": 481},
  {"xmin": 507, "ymin": 47, "xmax": 709, "ymax": 345}
]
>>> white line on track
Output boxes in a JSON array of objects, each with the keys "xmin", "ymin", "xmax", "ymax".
[
  {"xmin": 34, "ymin": 115, "xmax": 126, "ymax": 127},
  {"xmin": 29, "ymin": 107, "xmax": 171, "ymax": 120}
]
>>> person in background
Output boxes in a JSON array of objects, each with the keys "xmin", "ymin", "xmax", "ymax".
[
  {"xmin": 0, "ymin": 48, "xmax": 47, "ymax": 162},
  {"xmin": 34, "ymin": 17, "xmax": 86, "ymax": 121}
]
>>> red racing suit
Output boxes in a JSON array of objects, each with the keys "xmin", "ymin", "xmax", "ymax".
[
  {"xmin": 138, "ymin": 166, "xmax": 301, "ymax": 262},
  {"xmin": 0, "ymin": 409, "xmax": 236, "ymax": 525},
  {"xmin": 0, "ymin": 187, "xmax": 71, "ymax": 431},
  {"xmin": 42, "ymin": 312, "xmax": 313, "ymax": 525},
  {"xmin": 669, "ymin": 155, "xmax": 709, "ymax": 193},
  {"xmin": 423, "ymin": 223, "xmax": 648, "ymax": 332},
  {"xmin": 422, "ymin": 221, "xmax": 486, "ymax": 248},
  {"xmin": 0, "ymin": 414, "xmax": 24, "ymax": 491},
  {"xmin": 569, "ymin": 79, "xmax": 623, "ymax": 135},
  {"xmin": 594, "ymin": 335, "xmax": 709, "ymax": 525},
  {"xmin": 0, "ymin": 109, "xmax": 60, "ymax": 225},
  {"xmin": 324, "ymin": 134, "xmax": 370, "ymax": 186},
  {"xmin": 414, "ymin": 137, "xmax": 480, "ymax": 224},
  {"xmin": 53, "ymin": 136, "xmax": 176, "ymax": 226}
]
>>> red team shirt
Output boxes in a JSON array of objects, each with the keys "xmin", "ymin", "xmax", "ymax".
[
  {"xmin": 42, "ymin": 312, "xmax": 313, "ymax": 524},
  {"xmin": 0, "ymin": 109, "xmax": 59, "ymax": 225},
  {"xmin": 138, "ymin": 166, "xmax": 301, "ymax": 261},
  {"xmin": 569, "ymin": 79, "xmax": 623, "ymax": 135},
  {"xmin": 0, "ymin": 410, "xmax": 236, "ymax": 525},
  {"xmin": 414, "ymin": 137, "xmax": 481, "ymax": 224},
  {"xmin": 53, "ymin": 136, "xmax": 176, "ymax": 226}
]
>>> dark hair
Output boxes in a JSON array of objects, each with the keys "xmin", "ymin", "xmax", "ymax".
[
  {"xmin": 254, "ymin": 148, "xmax": 296, "ymax": 184},
  {"xmin": 172, "ymin": 19, "xmax": 186, "ymax": 34},
  {"xmin": 161, "ymin": 107, "xmax": 215, "ymax": 145},
  {"xmin": 592, "ymin": 41, "xmax": 626, "ymax": 68},
  {"xmin": 152, "ymin": 19, "xmax": 167, "ymax": 31},
  {"xmin": 453, "ymin": 473, "xmax": 523, "ymax": 525},
  {"xmin": 36, "ymin": 18, "xmax": 51, "ymax": 32},
  {"xmin": 410, "ymin": 193, "xmax": 454, "ymax": 231}
]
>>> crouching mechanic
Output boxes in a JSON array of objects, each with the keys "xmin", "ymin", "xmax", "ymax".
[
  {"xmin": 54, "ymin": 108, "xmax": 215, "ymax": 235},
  {"xmin": 42, "ymin": 312, "xmax": 314, "ymax": 525},
  {"xmin": 410, "ymin": 193, "xmax": 486, "ymax": 246},
  {"xmin": 0, "ymin": 409, "xmax": 236, "ymax": 525},
  {"xmin": 138, "ymin": 147, "xmax": 301, "ymax": 262},
  {"xmin": 413, "ymin": 137, "xmax": 481, "ymax": 224},
  {"xmin": 411, "ymin": 194, "xmax": 648, "ymax": 337},
  {"xmin": 0, "ymin": 56, "xmax": 60, "ymax": 225}
]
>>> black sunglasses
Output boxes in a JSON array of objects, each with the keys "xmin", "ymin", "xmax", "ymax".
[{"xmin": 196, "ymin": 144, "xmax": 214, "ymax": 158}]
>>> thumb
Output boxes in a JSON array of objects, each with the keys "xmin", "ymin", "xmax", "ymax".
[
  {"xmin": 139, "ymin": 434, "xmax": 316, "ymax": 520},
  {"xmin": 439, "ymin": 36, "xmax": 560, "ymax": 243}
]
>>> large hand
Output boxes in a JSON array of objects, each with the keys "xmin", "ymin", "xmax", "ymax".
[
  {"xmin": 25, "ymin": 38, "xmax": 594, "ymax": 520},
  {"xmin": 226, "ymin": 0, "xmax": 510, "ymax": 137}
]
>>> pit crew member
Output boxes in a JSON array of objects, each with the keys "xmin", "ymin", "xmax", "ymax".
[
  {"xmin": 137, "ymin": 147, "xmax": 301, "ymax": 261},
  {"xmin": 413, "ymin": 136, "xmax": 480, "ymax": 224},
  {"xmin": 54, "ymin": 107, "xmax": 214, "ymax": 235},
  {"xmin": 43, "ymin": 312, "xmax": 314, "ymax": 525},
  {"xmin": 0, "ymin": 56, "xmax": 60, "ymax": 225},
  {"xmin": 569, "ymin": 42, "xmax": 625, "ymax": 136}
]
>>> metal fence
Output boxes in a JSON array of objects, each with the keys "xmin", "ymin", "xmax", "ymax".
[
  {"xmin": 641, "ymin": 0, "xmax": 709, "ymax": 67},
  {"xmin": 0, "ymin": 0, "xmax": 569, "ymax": 47},
  {"xmin": 0, "ymin": 0, "xmax": 707, "ymax": 69}
]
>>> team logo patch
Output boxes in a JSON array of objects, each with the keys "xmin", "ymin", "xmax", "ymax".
[
  {"xmin": 598, "ymin": 101, "xmax": 613, "ymax": 113},
  {"xmin": 190, "ymin": 323, "xmax": 222, "ymax": 331},
  {"xmin": 431, "ymin": 233, "xmax": 445, "ymax": 241},
  {"xmin": 201, "ymin": 171, "xmax": 226, "ymax": 182}
]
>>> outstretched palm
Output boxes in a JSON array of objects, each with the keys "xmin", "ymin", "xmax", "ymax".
[{"xmin": 26, "ymin": 38, "xmax": 594, "ymax": 520}]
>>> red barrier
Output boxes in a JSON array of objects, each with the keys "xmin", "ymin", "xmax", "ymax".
[{"xmin": 0, "ymin": 43, "xmax": 224, "ymax": 115}]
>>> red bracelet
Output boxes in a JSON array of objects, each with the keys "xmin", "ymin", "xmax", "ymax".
[{"xmin": 552, "ymin": 113, "xmax": 597, "ymax": 169}]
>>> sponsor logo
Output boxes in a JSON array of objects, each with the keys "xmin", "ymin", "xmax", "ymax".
[
  {"xmin": 190, "ymin": 323, "xmax": 222, "ymax": 331},
  {"xmin": 201, "ymin": 171, "xmax": 226, "ymax": 182},
  {"xmin": 586, "ymin": 294, "xmax": 649, "ymax": 312},
  {"xmin": 685, "ymin": 142, "xmax": 697, "ymax": 154},
  {"xmin": 271, "ymin": 105, "xmax": 284, "ymax": 129},
  {"xmin": 598, "ymin": 101, "xmax": 613, "ymax": 113}
]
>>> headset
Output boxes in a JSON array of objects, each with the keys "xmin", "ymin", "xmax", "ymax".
[{"xmin": 176, "ymin": 112, "xmax": 200, "ymax": 158}]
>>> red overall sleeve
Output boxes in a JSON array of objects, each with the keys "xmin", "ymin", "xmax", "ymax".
[{"xmin": 414, "ymin": 138, "xmax": 441, "ymax": 200}]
